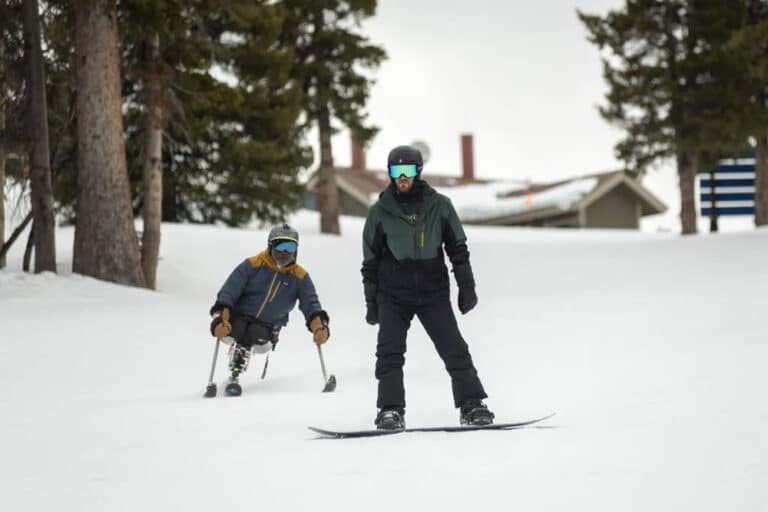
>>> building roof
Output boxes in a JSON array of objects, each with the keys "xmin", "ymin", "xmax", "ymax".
[
  {"xmin": 307, "ymin": 167, "xmax": 667, "ymax": 224},
  {"xmin": 440, "ymin": 170, "xmax": 667, "ymax": 224}
]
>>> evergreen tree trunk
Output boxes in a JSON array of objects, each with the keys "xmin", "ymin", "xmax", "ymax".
[
  {"xmin": 23, "ymin": 223, "xmax": 34, "ymax": 272},
  {"xmin": 140, "ymin": 34, "xmax": 170, "ymax": 290},
  {"xmin": 0, "ymin": 213, "xmax": 32, "ymax": 264},
  {"xmin": 162, "ymin": 168, "xmax": 177, "ymax": 222},
  {"xmin": 0, "ymin": 135, "xmax": 5, "ymax": 269},
  {"xmin": 755, "ymin": 134, "xmax": 768, "ymax": 227},
  {"xmin": 317, "ymin": 103, "xmax": 340, "ymax": 235},
  {"xmin": 0, "ymin": 38, "xmax": 5, "ymax": 269},
  {"xmin": 141, "ymin": 101, "xmax": 163, "ymax": 289},
  {"xmin": 708, "ymin": 169, "xmax": 719, "ymax": 233},
  {"xmin": 22, "ymin": 0, "xmax": 56, "ymax": 273},
  {"xmin": 677, "ymin": 151, "xmax": 699, "ymax": 235},
  {"xmin": 72, "ymin": 0, "xmax": 145, "ymax": 287}
]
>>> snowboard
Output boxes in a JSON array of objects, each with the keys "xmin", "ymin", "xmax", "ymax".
[{"xmin": 309, "ymin": 413, "xmax": 555, "ymax": 439}]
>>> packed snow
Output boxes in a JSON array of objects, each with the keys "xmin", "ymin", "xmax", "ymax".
[{"xmin": 2, "ymin": 210, "xmax": 767, "ymax": 511}]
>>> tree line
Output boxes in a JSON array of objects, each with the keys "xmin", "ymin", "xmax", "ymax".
[
  {"xmin": 579, "ymin": 0, "xmax": 768, "ymax": 234},
  {"xmin": 0, "ymin": 0, "xmax": 384, "ymax": 286}
]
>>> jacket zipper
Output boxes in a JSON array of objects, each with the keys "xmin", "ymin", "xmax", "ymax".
[
  {"xmin": 413, "ymin": 221, "xmax": 421, "ymax": 303},
  {"xmin": 255, "ymin": 271, "xmax": 279, "ymax": 319},
  {"xmin": 268, "ymin": 280, "xmax": 281, "ymax": 303}
]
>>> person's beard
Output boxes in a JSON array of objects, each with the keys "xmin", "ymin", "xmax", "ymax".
[{"xmin": 395, "ymin": 177, "xmax": 415, "ymax": 193}]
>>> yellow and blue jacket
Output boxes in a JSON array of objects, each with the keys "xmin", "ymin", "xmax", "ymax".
[{"xmin": 213, "ymin": 250, "xmax": 324, "ymax": 329}]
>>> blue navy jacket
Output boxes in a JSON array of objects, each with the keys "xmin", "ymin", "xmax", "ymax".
[{"xmin": 214, "ymin": 250, "xmax": 324, "ymax": 329}]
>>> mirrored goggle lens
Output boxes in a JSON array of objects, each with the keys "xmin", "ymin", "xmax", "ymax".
[
  {"xmin": 389, "ymin": 164, "xmax": 418, "ymax": 179},
  {"xmin": 273, "ymin": 240, "xmax": 298, "ymax": 254}
]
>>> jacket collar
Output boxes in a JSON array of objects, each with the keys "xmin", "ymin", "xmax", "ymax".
[
  {"xmin": 378, "ymin": 179, "xmax": 438, "ymax": 217},
  {"xmin": 258, "ymin": 250, "xmax": 297, "ymax": 273}
]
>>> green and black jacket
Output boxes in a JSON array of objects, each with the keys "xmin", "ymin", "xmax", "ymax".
[{"xmin": 361, "ymin": 180, "xmax": 476, "ymax": 305}]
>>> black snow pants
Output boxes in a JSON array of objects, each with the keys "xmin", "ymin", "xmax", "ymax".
[
  {"xmin": 375, "ymin": 299, "xmax": 487, "ymax": 410},
  {"xmin": 229, "ymin": 314, "xmax": 279, "ymax": 350}
]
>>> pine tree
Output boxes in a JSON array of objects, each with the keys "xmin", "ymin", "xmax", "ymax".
[
  {"xmin": 22, "ymin": 0, "xmax": 56, "ymax": 273},
  {"xmin": 138, "ymin": 34, "xmax": 169, "ymax": 288},
  {"xmin": 120, "ymin": 0, "xmax": 312, "ymax": 227},
  {"xmin": 5, "ymin": 0, "xmax": 363, "ymax": 279},
  {"xmin": 0, "ymin": 35, "xmax": 6, "ymax": 269},
  {"xmin": 579, "ymin": 1, "xmax": 743, "ymax": 234},
  {"xmin": 280, "ymin": 0, "xmax": 386, "ymax": 234},
  {"xmin": 724, "ymin": 1, "xmax": 768, "ymax": 226},
  {"xmin": 117, "ymin": 1, "xmax": 177, "ymax": 288},
  {"xmin": 72, "ymin": 0, "xmax": 145, "ymax": 286},
  {"xmin": 1, "ymin": 1, "xmax": 80, "ymax": 262},
  {"xmin": 41, "ymin": 1, "xmax": 78, "ymax": 218},
  {"xmin": 189, "ymin": 1, "xmax": 313, "ymax": 225},
  {"xmin": 681, "ymin": 1, "xmax": 752, "ymax": 232},
  {"xmin": 0, "ymin": 1, "xmax": 27, "ymax": 266}
]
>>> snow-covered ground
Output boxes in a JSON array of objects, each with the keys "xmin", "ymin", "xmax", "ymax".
[{"xmin": 2, "ymin": 211, "xmax": 767, "ymax": 511}]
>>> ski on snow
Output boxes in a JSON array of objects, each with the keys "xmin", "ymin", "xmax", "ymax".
[{"xmin": 308, "ymin": 413, "xmax": 556, "ymax": 439}]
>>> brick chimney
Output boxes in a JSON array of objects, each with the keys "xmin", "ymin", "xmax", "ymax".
[
  {"xmin": 461, "ymin": 133, "xmax": 475, "ymax": 182},
  {"xmin": 351, "ymin": 132, "xmax": 366, "ymax": 171}
]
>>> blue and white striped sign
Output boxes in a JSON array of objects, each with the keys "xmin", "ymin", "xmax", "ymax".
[{"xmin": 699, "ymin": 159, "xmax": 755, "ymax": 216}]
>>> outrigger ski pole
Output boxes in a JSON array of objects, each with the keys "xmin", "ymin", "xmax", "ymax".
[
  {"xmin": 261, "ymin": 353, "xmax": 270, "ymax": 380},
  {"xmin": 204, "ymin": 339, "xmax": 221, "ymax": 398},
  {"xmin": 317, "ymin": 344, "xmax": 337, "ymax": 392}
]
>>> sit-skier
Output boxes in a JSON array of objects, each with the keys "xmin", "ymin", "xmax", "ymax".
[{"xmin": 209, "ymin": 225, "xmax": 329, "ymax": 396}]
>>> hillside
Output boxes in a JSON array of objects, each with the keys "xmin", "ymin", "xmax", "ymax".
[{"xmin": 2, "ymin": 211, "xmax": 767, "ymax": 511}]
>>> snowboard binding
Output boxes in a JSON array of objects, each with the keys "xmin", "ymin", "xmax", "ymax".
[{"xmin": 459, "ymin": 400, "xmax": 495, "ymax": 426}]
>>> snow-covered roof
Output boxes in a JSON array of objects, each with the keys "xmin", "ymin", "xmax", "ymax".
[
  {"xmin": 435, "ymin": 177, "xmax": 598, "ymax": 223},
  {"xmin": 306, "ymin": 167, "xmax": 666, "ymax": 224}
]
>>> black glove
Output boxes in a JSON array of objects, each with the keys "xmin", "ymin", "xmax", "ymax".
[
  {"xmin": 458, "ymin": 286, "xmax": 478, "ymax": 315},
  {"xmin": 453, "ymin": 263, "xmax": 477, "ymax": 314},
  {"xmin": 365, "ymin": 302, "xmax": 379, "ymax": 325}
]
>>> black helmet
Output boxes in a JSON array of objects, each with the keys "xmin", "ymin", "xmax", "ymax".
[
  {"xmin": 267, "ymin": 224, "xmax": 299, "ymax": 268},
  {"xmin": 387, "ymin": 145, "xmax": 423, "ymax": 175}
]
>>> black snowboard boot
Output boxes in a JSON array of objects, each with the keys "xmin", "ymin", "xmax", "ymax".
[
  {"xmin": 459, "ymin": 399, "xmax": 495, "ymax": 426},
  {"xmin": 375, "ymin": 408, "xmax": 405, "ymax": 430}
]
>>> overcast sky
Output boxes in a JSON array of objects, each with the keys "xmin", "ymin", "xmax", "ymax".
[
  {"xmin": 313, "ymin": 1, "xmax": 622, "ymax": 177},
  {"xmin": 307, "ymin": 0, "xmax": 754, "ymax": 232}
]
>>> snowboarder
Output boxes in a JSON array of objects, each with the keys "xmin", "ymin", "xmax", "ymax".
[
  {"xmin": 361, "ymin": 145, "xmax": 494, "ymax": 429},
  {"xmin": 209, "ymin": 224, "xmax": 330, "ymax": 396}
]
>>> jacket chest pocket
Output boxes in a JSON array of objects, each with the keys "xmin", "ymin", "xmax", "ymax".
[{"xmin": 387, "ymin": 218, "xmax": 424, "ymax": 259}]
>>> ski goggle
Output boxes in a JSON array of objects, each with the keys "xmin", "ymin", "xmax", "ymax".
[
  {"xmin": 389, "ymin": 163, "xmax": 419, "ymax": 179},
  {"xmin": 272, "ymin": 240, "xmax": 298, "ymax": 254}
]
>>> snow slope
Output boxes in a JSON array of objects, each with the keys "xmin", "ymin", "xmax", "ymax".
[{"xmin": 2, "ymin": 211, "xmax": 767, "ymax": 511}]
